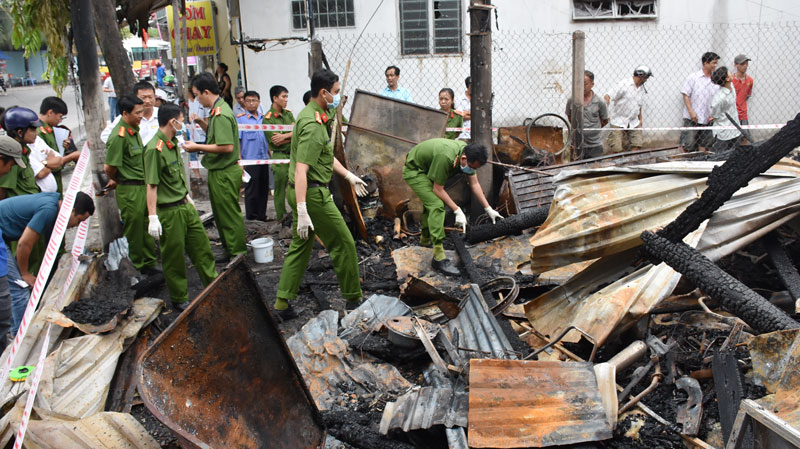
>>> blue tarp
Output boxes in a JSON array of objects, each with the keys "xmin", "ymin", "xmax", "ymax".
[{"xmin": 0, "ymin": 50, "xmax": 8, "ymax": 60}]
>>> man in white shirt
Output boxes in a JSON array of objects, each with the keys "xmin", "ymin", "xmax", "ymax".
[
  {"xmin": 456, "ymin": 76, "xmax": 471, "ymax": 141},
  {"xmin": 381, "ymin": 66, "xmax": 413, "ymax": 103},
  {"xmin": 709, "ymin": 66, "xmax": 742, "ymax": 153},
  {"xmin": 27, "ymin": 137, "xmax": 58, "ymax": 193},
  {"xmin": 100, "ymin": 81, "xmax": 159, "ymax": 146},
  {"xmin": 680, "ymin": 52, "xmax": 720, "ymax": 152},
  {"xmin": 604, "ymin": 66, "xmax": 652, "ymax": 153},
  {"xmin": 102, "ymin": 75, "xmax": 116, "ymax": 122}
]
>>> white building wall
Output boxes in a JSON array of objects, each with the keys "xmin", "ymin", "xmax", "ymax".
[{"xmin": 239, "ymin": 0, "xmax": 800, "ymax": 140}]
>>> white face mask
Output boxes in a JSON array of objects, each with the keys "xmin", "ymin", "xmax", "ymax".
[{"xmin": 171, "ymin": 120, "xmax": 184, "ymax": 133}]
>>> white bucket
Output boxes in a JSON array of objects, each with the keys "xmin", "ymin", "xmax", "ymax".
[{"xmin": 250, "ymin": 237, "xmax": 274, "ymax": 264}]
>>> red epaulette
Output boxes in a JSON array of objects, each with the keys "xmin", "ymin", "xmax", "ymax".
[
  {"xmin": 214, "ymin": 107, "xmax": 221, "ymax": 116},
  {"xmin": 236, "ymin": 112, "xmax": 246, "ymax": 118},
  {"xmin": 166, "ymin": 140, "xmax": 174, "ymax": 149},
  {"xmin": 40, "ymin": 126, "xmax": 53, "ymax": 134},
  {"xmin": 156, "ymin": 140, "xmax": 164, "ymax": 152},
  {"xmin": 118, "ymin": 127, "xmax": 126, "ymax": 137},
  {"xmin": 265, "ymin": 111, "xmax": 272, "ymax": 119},
  {"xmin": 127, "ymin": 127, "xmax": 135, "ymax": 136},
  {"xmin": 450, "ymin": 111, "xmax": 454, "ymax": 119},
  {"xmin": 315, "ymin": 112, "xmax": 322, "ymax": 124},
  {"xmin": 321, "ymin": 113, "xmax": 328, "ymax": 124}
]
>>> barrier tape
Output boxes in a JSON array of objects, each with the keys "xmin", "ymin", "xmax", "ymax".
[
  {"xmin": 1, "ymin": 145, "xmax": 90, "ymax": 386},
  {"xmin": 13, "ymin": 183, "xmax": 94, "ymax": 449},
  {"xmin": 582, "ymin": 123, "xmax": 786, "ymax": 132},
  {"xmin": 188, "ymin": 159, "xmax": 290, "ymax": 169}
]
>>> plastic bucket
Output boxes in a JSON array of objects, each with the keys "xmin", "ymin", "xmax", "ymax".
[{"xmin": 250, "ymin": 237, "xmax": 274, "ymax": 263}]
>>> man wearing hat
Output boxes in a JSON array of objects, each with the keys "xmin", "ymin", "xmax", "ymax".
[
  {"xmin": 0, "ymin": 107, "xmax": 42, "ymax": 199},
  {"xmin": 604, "ymin": 65, "xmax": 652, "ymax": 153},
  {"xmin": 732, "ymin": 54, "xmax": 754, "ymax": 129},
  {"xmin": 0, "ymin": 135, "xmax": 27, "ymax": 350}
]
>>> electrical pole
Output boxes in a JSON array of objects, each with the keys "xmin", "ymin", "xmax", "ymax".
[
  {"xmin": 71, "ymin": 0, "xmax": 122, "ymax": 249},
  {"xmin": 172, "ymin": 0, "xmax": 185, "ymax": 102},
  {"xmin": 469, "ymin": 0, "xmax": 495, "ymax": 217},
  {"xmin": 92, "ymin": 0, "xmax": 137, "ymax": 98},
  {"xmin": 571, "ymin": 31, "xmax": 585, "ymax": 160}
]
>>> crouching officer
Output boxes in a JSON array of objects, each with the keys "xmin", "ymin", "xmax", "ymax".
[
  {"xmin": 144, "ymin": 104, "xmax": 218, "ymax": 311},
  {"xmin": 274, "ymin": 69, "xmax": 369, "ymax": 319},
  {"xmin": 403, "ymin": 138, "xmax": 502, "ymax": 276}
]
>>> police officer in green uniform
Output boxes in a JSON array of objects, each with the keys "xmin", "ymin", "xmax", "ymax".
[
  {"xmin": 144, "ymin": 104, "xmax": 217, "ymax": 311},
  {"xmin": 184, "ymin": 72, "xmax": 247, "ymax": 263},
  {"xmin": 274, "ymin": 69, "xmax": 369, "ymax": 319},
  {"xmin": 38, "ymin": 97, "xmax": 80, "ymax": 194},
  {"xmin": 103, "ymin": 95, "xmax": 159, "ymax": 275},
  {"xmin": 263, "ymin": 85, "xmax": 295, "ymax": 222},
  {"xmin": 0, "ymin": 107, "xmax": 42, "ymax": 200},
  {"xmin": 403, "ymin": 138, "xmax": 502, "ymax": 275}
]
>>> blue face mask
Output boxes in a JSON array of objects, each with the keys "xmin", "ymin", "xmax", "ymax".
[
  {"xmin": 461, "ymin": 161, "xmax": 475, "ymax": 175},
  {"xmin": 328, "ymin": 92, "xmax": 341, "ymax": 110}
]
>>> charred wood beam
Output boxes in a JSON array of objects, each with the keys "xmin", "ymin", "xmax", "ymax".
[
  {"xmin": 641, "ymin": 231, "xmax": 799, "ymax": 333},
  {"xmin": 659, "ymin": 114, "xmax": 800, "ymax": 243},
  {"xmin": 465, "ymin": 207, "xmax": 549, "ymax": 244},
  {"xmin": 763, "ymin": 232, "xmax": 800, "ymax": 302},
  {"xmin": 450, "ymin": 231, "xmax": 484, "ymax": 285},
  {"xmin": 322, "ymin": 410, "xmax": 417, "ymax": 449}
]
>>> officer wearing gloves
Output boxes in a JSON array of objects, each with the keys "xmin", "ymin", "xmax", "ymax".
[
  {"xmin": 403, "ymin": 138, "xmax": 502, "ymax": 276},
  {"xmin": 274, "ymin": 69, "xmax": 368, "ymax": 320},
  {"xmin": 144, "ymin": 104, "xmax": 217, "ymax": 311}
]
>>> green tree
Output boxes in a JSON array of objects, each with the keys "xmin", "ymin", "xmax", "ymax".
[{"xmin": 6, "ymin": 0, "xmax": 69, "ymax": 93}]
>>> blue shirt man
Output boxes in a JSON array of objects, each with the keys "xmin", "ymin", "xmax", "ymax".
[
  {"xmin": 236, "ymin": 91, "xmax": 271, "ymax": 221},
  {"xmin": 156, "ymin": 64, "xmax": 166, "ymax": 87},
  {"xmin": 381, "ymin": 65, "xmax": 413, "ymax": 103}
]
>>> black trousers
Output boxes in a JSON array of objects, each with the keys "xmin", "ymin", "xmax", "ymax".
[{"xmin": 244, "ymin": 165, "xmax": 270, "ymax": 221}]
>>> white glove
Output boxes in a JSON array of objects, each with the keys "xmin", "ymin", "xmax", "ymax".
[
  {"xmin": 344, "ymin": 171, "xmax": 369, "ymax": 197},
  {"xmin": 148, "ymin": 215, "xmax": 162, "ymax": 239},
  {"xmin": 453, "ymin": 207, "xmax": 467, "ymax": 233},
  {"xmin": 484, "ymin": 207, "xmax": 504, "ymax": 224},
  {"xmin": 185, "ymin": 195, "xmax": 196, "ymax": 208},
  {"xmin": 296, "ymin": 202, "xmax": 314, "ymax": 240}
]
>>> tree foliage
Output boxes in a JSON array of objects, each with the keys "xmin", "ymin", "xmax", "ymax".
[{"xmin": 8, "ymin": 0, "xmax": 70, "ymax": 93}]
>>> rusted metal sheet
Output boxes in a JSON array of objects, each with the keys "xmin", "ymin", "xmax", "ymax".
[
  {"xmin": 392, "ymin": 245, "xmax": 466, "ymax": 294},
  {"xmin": 469, "ymin": 233, "xmax": 532, "ymax": 276},
  {"xmin": 770, "ymin": 329, "xmax": 800, "ymax": 427},
  {"xmin": 468, "ymin": 359, "xmax": 612, "ymax": 448},
  {"xmin": 747, "ymin": 329, "xmax": 799, "ymax": 393},
  {"xmin": 24, "ymin": 412, "xmax": 160, "ymax": 449},
  {"xmin": 529, "ymin": 161, "xmax": 800, "ymax": 274},
  {"xmin": 345, "ymin": 90, "xmax": 447, "ymax": 218},
  {"xmin": 379, "ymin": 386, "xmax": 468, "ymax": 434},
  {"xmin": 137, "ymin": 256, "xmax": 326, "ymax": 449},
  {"xmin": 509, "ymin": 145, "xmax": 685, "ymax": 213},
  {"xmin": 495, "ymin": 125, "xmax": 565, "ymax": 165},
  {"xmin": 446, "ymin": 284, "xmax": 516, "ymax": 360}
]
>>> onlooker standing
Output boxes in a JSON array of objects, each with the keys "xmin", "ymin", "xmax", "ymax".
[
  {"xmin": 680, "ymin": 52, "xmax": 720, "ymax": 152},
  {"xmin": 381, "ymin": 66, "xmax": 413, "ymax": 103},
  {"xmin": 232, "ymin": 87, "xmax": 247, "ymax": 116},
  {"xmin": 456, "ymin": 77, "xmax": 471, "ymax": 141},
  {"xmin": 156, "ymin": 62, "xmax": 165, "ymax": 87},
  {"xmin": 103, "ymin": 75, "xmax": 117, "ymax": 122},
  {"xmin": 101, "ymin": 81, "xmax": 160, "ymax": 146},
  {"xmin": 731, "ymin": 54, "xmax": 753, "ymax": 126},
  {"xmin": 216, "ymin": 63, "xmax": 233, "ymax": 107},
  {"xmin": 566, "ymin": 70, "xmax": 609, "ymax": 159},
  {"xmin": 604, "ymin": 66, "xmax": 651, "ymax": 153},
  {"xmin": 264, "ymin": 85, "xmax": 295, "ymax": 222},
  {"xmin": 709, "ymin": 66, "xmax": 742, "ymax": 153},
  {"xmin": 438, "ymin": 88, "xmax": 463, "ymax": 140},
  {"xmin": 187, "ymin": 87, "xmax": 207, "ymax": 179},
  {"xmin": 154, "ymin": 89, "xmax": 168, "ymax": 108},
  {"xmin": 236, "ymin": 91, "xmax": 270, "ymax": 222},
  {"xmin": 184, "ymin": 72, "xmax": 247, "ymax": 263}
]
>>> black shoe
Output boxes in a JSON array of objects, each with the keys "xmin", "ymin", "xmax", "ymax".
[
  {"xmin": 432, "ymin": 258, "xmax": 461, "ymax": 276},
  {"xmin": 276, "ymin": 304, "xmax": 298, "ymax": 321},
  {"xmin": 172, "ymin": 301, "xmax": 190, "ymax": 312},
  {"xmin": 141, "ymin": 265, "xmax": 162, "ymax": 276},
  {"xmin": 345, "ymin": 299, "xmax": 363, "ymax": 311},
  {"xmin": 215, "ymin": 253, "xmax": 230, "ymax": 264}
]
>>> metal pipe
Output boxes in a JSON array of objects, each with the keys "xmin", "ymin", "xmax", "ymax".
[
  {"xmin": 607, "ymin": 340, "xmax": 647, "ymax": 371},
  {"xmin": 619, "ymin": 356, "xmax": 663, "ymax": 414}
]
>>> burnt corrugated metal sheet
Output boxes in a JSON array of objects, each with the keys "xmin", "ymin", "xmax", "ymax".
[
  {"xmin": 379, "ymin": 386, "xmax": 468, "ymax": 433},
  {"xmin": 446, "ymin": 284, "xmax": 517, "ymax": 360},
  {"xmin": 24, "ymin": 412, "xmax": 160, "ymax": 448},
  {"xmin": 509, "ymin": 146, "xmax": 685, "ymax": 213},
  {"xmin": 468, "ymin": 359, "xmax": 612, "ymax": 448}
]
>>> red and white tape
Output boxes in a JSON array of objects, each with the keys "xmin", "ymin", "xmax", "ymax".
[
  {"xmin": 188, "ymin": 159, "xmax": 290, "ymax": 169},
  {"xmin": 582, "ymin": 123, "xmax": 786, "ymax": 132},
  {"xmin": 13, "ymin": 183, "xmax": 94, "ymax": 449},
  {"xmin": 237, "ymin": 123, "xmax": 295, "ymax": 131}
]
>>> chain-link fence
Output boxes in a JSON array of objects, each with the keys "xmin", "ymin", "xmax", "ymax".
[{"xmin": 321, "ymin": 21, "xmax": 800, "ymax": 149}]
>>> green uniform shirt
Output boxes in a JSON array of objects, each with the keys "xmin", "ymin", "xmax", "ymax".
[
  {"xmin": 144, "ymin": 130, "xmax": 188, "ymax": 204},
  {"xmin": 289, "ymin": 101, "xmax": 334, "ymax": 185},
  {"xmin": 203, "ymin": 97, "xmax": 240, "ymax": 170},
  {"xmin": 263, "ymin": 107, "xmax": 295, "ymax": 155},
  {"xmin": 444, "ymin": 109, "xmax": 464, "ymax": 140},
  {"xmin": 106, "ymin": 121, "xmax": 145, "ymax": 181},
  {"xmin": 0, "ymin": 145, "xmax": 39, "ymax": 197},
  {"xmin": 38, "ymin": 126, "xmax": 58, "ymax": 153},
  {"xmin": 404, "ymin": 138, "xmax": 472, "ymax": 186}
]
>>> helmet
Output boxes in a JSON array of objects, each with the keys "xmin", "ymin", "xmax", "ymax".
[
  {"xmin": 633, "ymin": 66, "xmax": 653, "ymax": 78},
  {"xmin": 3, "ymin": 107, "xmax": 43, "ymax": 132}
]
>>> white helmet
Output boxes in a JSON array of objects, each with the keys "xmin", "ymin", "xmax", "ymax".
[{"xmin": 633, "ymin": 65, "xmax": 653, "ymax": 78}]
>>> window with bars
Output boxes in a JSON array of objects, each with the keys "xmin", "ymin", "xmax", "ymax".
[
  {"xmin": 399, "ymin": 0, "xmax": 462, "ymax": 56},
  {"xmin": 291, "ymin": 0, "xmax": 355, "ymax": 29},
  {"xmin": 572, "ymin": 0, "xmax": 657, "ymax": 20}
]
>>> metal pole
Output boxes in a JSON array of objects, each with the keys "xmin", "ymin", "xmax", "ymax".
[
  {"xmin": 172, "ymin": 0, "xmax": 184, "ymax": 100},
  {"xmin": 238, "ymin": 15, "xmax": 248, "ymax": 90},
  {"xmin": 571, "ymin": 31, "xmax": 585, "ymax": 160},
  {"xmin": 306, "ymin": 0, "xmax": 315, "ymax": 40},
  {"xmin": 180, "ymin": 2, "xmax": 189, "ymax": 97},
  {"xmin": 469, "ymin": 0, "xmax": 494, "ymax": 217}
]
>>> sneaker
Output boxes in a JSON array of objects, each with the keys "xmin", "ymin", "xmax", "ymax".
[
  {"xmin": 276, "ymin": 304, "xmax": 298, "ymax": 321},
  {"xmin": 172, "ymin": 301, "xmax": 190, "ymax": 312},
  {"xmin": 432, "ymin": 258, "xmax": 460, "ymax": 276}
]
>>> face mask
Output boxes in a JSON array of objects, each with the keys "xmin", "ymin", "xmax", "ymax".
[
  {"xmin": 171, "ymin": 120, "xmax": 183, "ymax": 133},
  {"xmin": 326, "ymin": 91, "xmax": 341, "ymax": 110},
  {"xmin": 461, "ymin": 161, "xmax": 475, "ymax": 175}
]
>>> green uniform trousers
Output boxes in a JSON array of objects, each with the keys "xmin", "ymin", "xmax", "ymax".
[
  {"xmin": 403, "ymin": 171, "xmax": 446, "ymax": 246},
  {"xmin": 272, "ymin": 152, "xmax": 290, "ymax": 220},
  {"xmin": 207, "ymin": 164, "xmax": 247, "ymax": 256},
  {"xmin": 158, "ymin": 203, "xmax": 218, "ymax": 303},
  {"xmin": 276, "ymin": 186, "xmax": 362, "ymax": 302},
  {"xmin": 116, "ymin": 184, "xmax": 157, "ymax": 271}
]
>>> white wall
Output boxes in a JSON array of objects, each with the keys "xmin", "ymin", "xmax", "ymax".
[{"xmin": 239, "ymin": 0, "xmax": 800, "ymax": 141}]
